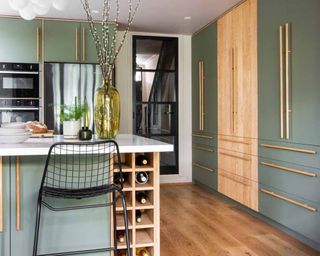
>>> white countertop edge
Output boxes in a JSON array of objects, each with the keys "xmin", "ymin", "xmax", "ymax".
[{"xmin": 0, "ymin": 134, "xmax": 174, "ymax": 156}]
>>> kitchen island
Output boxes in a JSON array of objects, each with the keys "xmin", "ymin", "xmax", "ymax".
[{"xmin": 0, "ymin": 134, "xmax": 173, "ymax": 256}]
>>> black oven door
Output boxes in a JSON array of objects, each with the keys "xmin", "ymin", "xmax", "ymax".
[
  {"xmin": 0, "ymin": 72, "xmax": 39, "ymax": 98},
  {"xmin": 0, "ymin": 108, "xmax": 39, "ymax": 124}
]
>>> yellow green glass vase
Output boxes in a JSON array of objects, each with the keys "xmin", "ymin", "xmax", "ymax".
[{"xmin": 94, "ymin": 83, "xmax": 120, "ymax": 139}]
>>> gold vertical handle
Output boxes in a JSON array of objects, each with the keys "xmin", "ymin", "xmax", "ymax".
[
  {"xmin": 16, "ymin": 156, "xmax": 21, "ymax": 231},
  {"xmin": 231, "ymin": 48, "xmax": 236, "ymax": 134},
  {"xmin": 201, "ymin": 61, "xmax": 205, "ymax": 131},
  {"xmin": 198, "ymin": 61, "xmax": 202, "ymax": 130},
  {"xmin": 0, "ymin": 156, "xmax": 3, "ymax": 233},
  {"xmin": 82, "ymin": 27, "xmax": 86, "ymax": 62},
  {"xmin": 75, "ymin": 27, "xmax": 79, "ymax": 62},
  {"xmin": 285, "ymin": 23, "xmax": 290, "ymax": 139},
  {"xmin": 279, "ymin": 25, "xmax": 284, "ymax": 139},
  {"xmin": 36, "ymin": 27, "xmax": 40, "ymax": 62}
]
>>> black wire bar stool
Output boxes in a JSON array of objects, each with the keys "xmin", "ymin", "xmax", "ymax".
[{"xmin": 33, "ymin": 140, "xmax": 131, "ymax": 256}]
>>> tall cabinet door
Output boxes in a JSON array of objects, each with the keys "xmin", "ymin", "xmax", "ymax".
[
  {"xmin": 233, "ymin": 0, "xmax": 258, "ymax": 139},
  {"xmin": 0, "ymin": 18, "xmax": 42, "ymax": 63},
  {"xmin": 287, "ymin": 0, "xmax": 320, "ymax": 146},
  {"xmin": 217, "ymin": 11, "xmax": 234, "ymax": 136},
  {"xmin": 0, "ymin": 157, "xmax": 10, "ymax": 256},
  {"xmin": 44, "ymin": 20, "xmax": 81, "ymax": 62}
]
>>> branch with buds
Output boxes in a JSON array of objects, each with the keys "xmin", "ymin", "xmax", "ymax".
[{"xmin": 80, "ymin": 0, "xmax": 141, "ymax": 87}]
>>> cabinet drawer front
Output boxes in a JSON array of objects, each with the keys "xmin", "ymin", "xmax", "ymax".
[
  {"xmin": 218, "ymin": 150, "xmax": 258, "ymax": 182},
  {"xmin": 218, "ymin": 135, "xmax": 257, "ymax": 155},
  {"xmin": 259, "ymin": 185, "xmax": 320, "ymax": 244},
  {"xmin": 193, "ymin": 146, "xmax": 216, "ymax": 169},
  {"xmin": 218, "ymin": 172, "xmax": 258, "ymax": 211},
  {"xmin": 259, "ymin": 159, "xmax": 320, "ymax": 204},
  {"xmin": 193, "ymin": 161, "xmax": 217, "ymax": 190},
  {"xmin": 259, "ymin": 140, "xmax": 320, "ymax": 169},
  {"xmin": 192, "ymin": 132, "xmax": 216, "ymax": 147}
]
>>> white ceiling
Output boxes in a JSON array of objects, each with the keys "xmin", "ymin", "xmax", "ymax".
[{"xmin": 0, "ymin": 0, "xmax": 242, "ymax": 35}]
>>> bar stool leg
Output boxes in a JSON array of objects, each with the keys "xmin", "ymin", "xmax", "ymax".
[
  {"xmin": 120, "ymin": 191, "xmax": 131, "ymax": 256},
  {"xmin": 113, "ymin": 192, "xmax": 118, "ymax": 255},
  {"xmin": 33, "ymin": 196, "xmax": 43, "ymax": 256}
]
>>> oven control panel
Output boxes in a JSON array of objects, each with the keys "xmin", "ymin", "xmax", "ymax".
[{"xmin": 0, "ymin": 99, "xmax": 39, "ymax": 108}]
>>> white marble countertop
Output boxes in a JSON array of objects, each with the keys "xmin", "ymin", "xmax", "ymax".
[{"xmin": 0, "ymin": 134, "xmax": 174, "ymax": 156}]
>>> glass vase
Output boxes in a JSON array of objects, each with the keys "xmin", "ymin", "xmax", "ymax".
[{"xmin": 94, "ymin": 82, "xmax": 120, "ymax": 139}]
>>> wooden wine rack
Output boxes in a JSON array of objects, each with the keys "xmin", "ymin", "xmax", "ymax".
[{"xmin": 112, "ymin": 152, "xmax": 160, "ymax": 256}]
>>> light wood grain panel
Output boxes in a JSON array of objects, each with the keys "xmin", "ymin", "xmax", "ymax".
[
  {"xmin": 217, "ymin": 0, "xmax": 258, "ymax": 211},
  {"xmin": 218, "ymin": 10, "xmax": 234, "ymax": 136}
]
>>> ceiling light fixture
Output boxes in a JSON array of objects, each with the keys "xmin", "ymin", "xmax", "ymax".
[
  {"xmin": 8, "ymin": 0, "xmax": 67, "ymax": 20},
  {"xmin": 184, "ymin": 16, "xmax": 192, "ymax": 20}
]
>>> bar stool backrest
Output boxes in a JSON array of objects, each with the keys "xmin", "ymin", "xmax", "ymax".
[{"xmin": 40, "ymin": 140, "xmax": 123, "ymax": 194}]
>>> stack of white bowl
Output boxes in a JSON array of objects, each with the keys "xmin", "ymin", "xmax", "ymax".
[{"xmin": 0, "ymin": 122, "xmax": 32, "ymax": 144}]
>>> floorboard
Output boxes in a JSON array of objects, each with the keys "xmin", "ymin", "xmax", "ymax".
[{"xmin": 160, "ymin": 184, "xmax": 320, "ymax": 256}]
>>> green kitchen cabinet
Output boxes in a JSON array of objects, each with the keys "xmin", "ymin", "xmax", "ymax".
[
  {"xmin": 192, "ymin": 22, "xmax": 218, "ymax": 191},
  {"xmin": 44, "ymin": 20, "xmax": 81, "ymax": 62},
  {"xmin": 9, "ymin": 156, "xmax": 110, "ymax": 256},
  {"xmin": 0, "ymin": 18, "xmax": 42, "ymax": 63},
  {"xmin": 192, "ymin": 22, "xmax": 217, "ymax": 135},
  {"xmin": 0, "ymin": 158, "xmax": 10, "ymax": 256},
  {"xmin": 258, "ymin": 0, "xmax": 320, "ymax": 146},
  {"xmin": 45, "ymin": 20, "xmax": 114, "ymax": 63}
]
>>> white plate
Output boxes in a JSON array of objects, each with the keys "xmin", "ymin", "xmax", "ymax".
[
  {"xmin": 1, "ymin": 122, "xmax": 26, "ymax": 129},
  {"xmin": 0, "ymin": 128, "xmax": 30, "ymax": 135},
  {"xmin": 0, "ymin": 133, "xmax": 31, "ymax": 144}
]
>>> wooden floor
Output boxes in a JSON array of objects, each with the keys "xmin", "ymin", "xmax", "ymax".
[{"xmin": 160, "ymin": 184, "xmax": 320, "ymax": 256}]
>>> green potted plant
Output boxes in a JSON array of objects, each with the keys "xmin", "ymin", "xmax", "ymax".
[{"xmin": 59, "ymin": 97, "xmax": 85, "ymax": 138}]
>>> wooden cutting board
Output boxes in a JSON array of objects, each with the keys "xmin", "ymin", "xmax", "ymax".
[{"xmin": 30, "ymin": 130, "xmax": 54, "ymax": 138}]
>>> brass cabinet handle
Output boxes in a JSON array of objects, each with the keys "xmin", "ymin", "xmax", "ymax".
[
  {"xmin": 261, "ymin": 188, "xmax": 317, "ymax": 212},
  {"xmin": 219, "ymin": 152, "xmax": 251, "ymax": 162},
  {"xmin": 279, "ymin": 25, "xmax": 284, "ymax": 139},
  {"xmin": 193, "ymin": 162, "xmax": 214, "ymax": 172},
  {"xmin": 219, "ymin": 137, "xmax": 251, "ymax": 145},
  {"xmin": 231, "ymin": 48, "xmax": 235, "ymax": 134},
  {"xmin": 82, "ymin": 27, "xmax": 86, "ymax": 62},
  {"xmin": 192, "ymin": 145, "xmax": 214, "ymax": 153},
  {"xmin": 260, "ymin": 143, "xmax": 317, "ymax": 155},
  {"xmin": 16, "ymin": 156, "xmax": 21, "ymax": 231},
  {"xmin": 261, "ymin": 161, "xmax": 317, "ymax": 177},
  {"xmin": 36, "ymin": 27, "xmax": 41, "ymax": 62},
  {"xmin": 198, "ymin": 61, "xmax": 202, "ymax": 130},
  {"xmin": 285, "ymin": 23, "xmax": 291, "ymax": 140},
  {"xmin": 198, "ymin": 61, "xmax": 205, "ymax": 131},
  {"xmin": 0, "ymin": 156, "xmax": 3, "ymax": 232},
  {"xmin": 192, "ymin": 133, "xmax": 214, "ymax": 139},
  {"xmin": 219, "ymin": 172, "xmax": 250, "ymax": 186},
  {"xmin": 75, "ymin": 27, "xmax": 79, "ymax": 61}
]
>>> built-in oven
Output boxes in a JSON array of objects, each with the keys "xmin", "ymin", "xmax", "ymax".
[
  {"xmin": 0, "ymin": 62, "xmax": 39, "ymax": 98},
  {"xmin": 0, "ymin": 63, "xmax": 40, "ymax": 125}
]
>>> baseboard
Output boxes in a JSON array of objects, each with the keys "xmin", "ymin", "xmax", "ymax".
[
  {"xmin": 193, "ymin": 180, "xmax": 320, "ymax": 252},
  {"xmin": 160, "ymin": 174, "xmax": 192, "ymax": 184}
]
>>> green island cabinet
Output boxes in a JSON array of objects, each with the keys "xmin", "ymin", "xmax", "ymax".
[
  {"xmin": 192, "ymin": 22, "xmax": 218, "ymax": 191},
  {"xmin": 0, "ymin": 158, "xmax": 10, "ymax": 256},
  {"xmin": 0, "ymin": 18, "xmax": 42, "ymax": 63},
  {"xmin": 258, "ymin": 0, "xmax": 320, "ymax": 249},
  {"xmin": 1, "ymin": 156, "xmax": 110, "ymax": 256}
]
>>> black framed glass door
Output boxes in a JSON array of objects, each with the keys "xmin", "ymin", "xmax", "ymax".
[{"xmin": 133, "ymin": 36, "xmax": 179, "ymax": 175}]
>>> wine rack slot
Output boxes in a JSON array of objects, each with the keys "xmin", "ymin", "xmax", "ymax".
[
  {"xmin": 117, "ymin": 230, "xmax": 133, "ymax": 249},
  {"xmin": 136, "ymin": 228, "xmax": 154, "ymax": 247},
  {"xmin": 136, "ymin": 210, "xmax": 154, "ymax": 229},
  {"xmin": 116, "ymin": 211, "xmax": 133, "ymax": 230},
  {"xmin": 113, "ymin": 152, "xmax": 159, "ymax": 256},
  {"xmin": 135, "ymin": 171, "xmax": 154, "ymax": 191}
]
